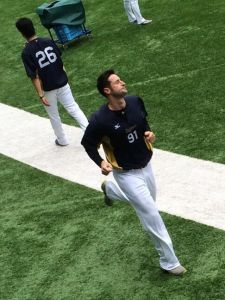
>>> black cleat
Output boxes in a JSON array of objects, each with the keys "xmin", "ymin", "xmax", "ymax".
[
  {"xmin": 101, "ymin": 181, "xmax": 113, "ymax": 206},
  {"xmin": 55, "ymin": 139, "xmax": 68, "ymax": 146}
]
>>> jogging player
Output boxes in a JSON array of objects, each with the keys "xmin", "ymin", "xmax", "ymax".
[{"xmin": 81, "ymin": 69, "xmax": 186, "ymax": 276}]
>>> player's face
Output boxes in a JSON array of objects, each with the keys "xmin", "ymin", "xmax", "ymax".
[{"xmin": 106, "ymin": 74, "xmax": 128, "ymax": 98}]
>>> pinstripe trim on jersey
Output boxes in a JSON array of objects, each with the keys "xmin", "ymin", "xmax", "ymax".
[
  {"xmin": 101, "ymin": 136, "xmax": 123, "ymax": 170},
  {"xmin": 145, "ymin": 139, "xmax": 153, "ymax": 151}
]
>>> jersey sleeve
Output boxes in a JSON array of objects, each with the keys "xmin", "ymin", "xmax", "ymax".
[
  {"xmin": 81, "ymin": 113, "xmax": 105, "ymax": 167},
  {"xmin": 22, "ymin": 51, "xmax": 37, "ymax": 79},
  {"xmin": 138, "ymin": 97, "xmax": 151, "ymax": 131}
]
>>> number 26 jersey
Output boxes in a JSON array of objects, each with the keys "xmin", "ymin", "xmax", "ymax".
[{"xmin": 21, "ymin": 37, "xmax": 68, "ymax": 91}]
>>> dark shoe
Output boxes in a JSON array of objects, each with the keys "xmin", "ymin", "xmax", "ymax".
[
  {"xmin": 101, "ymin": 181, "xmax": 113, "ymax": 206},
  {"xmin": 55, "ymin": 139, "xmax": 68, "ymax": 146},
  {"xmin": 163, "ymin": 265, "xmax": 187, "ymax": 276}
]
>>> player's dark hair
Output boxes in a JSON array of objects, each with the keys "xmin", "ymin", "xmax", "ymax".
[
  {"xmin": 97, "ymin": 69, "xmax": 115, "ymax": 98},
  {"xmin": 15, "ymin": 17, "xmax": 36, "ymax": 39}
]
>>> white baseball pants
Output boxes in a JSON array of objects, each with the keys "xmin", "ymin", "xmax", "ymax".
[
  {"xmin": 44, "ymin": 83, "xmax": 88, "ymax": 145},
  {"xmin": 123, "ymin": 0, "xmax": 145, "ymax": 24},
  {"xmin": 105, "ymin": 162, "xmax": 181, "ymax": 270}
]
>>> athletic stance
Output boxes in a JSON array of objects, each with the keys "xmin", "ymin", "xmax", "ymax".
[
  {"xmin": 123, "ymin": 0, "xmax": 152, "ymax": 25},
  {"xmin": 81, "ymin": 70, "xmax": 186, "ymax": 275},
  {"xmin": 16, "ymin": 17, "xmax": 88, "ymax": 146}
]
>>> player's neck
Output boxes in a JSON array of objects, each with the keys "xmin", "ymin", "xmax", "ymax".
[
  {"xmin": 108, "ymin": 97, "xmax": 126, "ymax": 111},
  {"xmin": 27, "ymin": 35, "xmax": 38, "ymax": 42}
]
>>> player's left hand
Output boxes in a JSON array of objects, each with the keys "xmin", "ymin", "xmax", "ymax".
[
  {"xmin": 41, "ymin": 96, "xmax": 50, "ymax": 106},
  {"xmin": 144, "ymin": 131, "xmax": 155, "ymax": 143}
]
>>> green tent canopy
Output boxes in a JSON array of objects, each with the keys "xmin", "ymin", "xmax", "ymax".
[{"xmin": 36, "ymin": 0, "xmax": 86, "ymax": 29}]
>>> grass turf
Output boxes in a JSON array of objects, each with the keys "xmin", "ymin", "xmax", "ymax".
[
  {"xmin": 1, "ymin": 154, "xmax": 225, "ymax": 300},
  {"xmin": 0, "ymin": 0, "xmax": 225, "ymax": 163}
]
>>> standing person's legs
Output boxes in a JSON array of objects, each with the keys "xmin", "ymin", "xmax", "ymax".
[
  {"xmin": 57, "ymin": 84, "xmax": 88, "ymax": 131},
  {"xmin": 44, "ymin": 89, "xmax": 68, "ymax": 145},
  {"xmin": 124, "ymin": 0, "xmax": 145, "ymax": 24},
  {"xmin": 123, "ymin": 0, "xmax": 137, "ymax": 23},
  {"xmin": 112, "ymin": 167, "xmax": 180, "ymax": 270}
]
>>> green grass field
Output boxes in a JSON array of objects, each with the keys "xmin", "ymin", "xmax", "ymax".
[
  {"xmin": 1, "ymin": 154, "xmax": 225, "ymax": 300},
  {"xmin": 0, "ymin": 0, "xmax": 225, "ymax": 299}
]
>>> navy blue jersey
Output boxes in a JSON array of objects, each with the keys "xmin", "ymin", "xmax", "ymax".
[
  {"xmin": 81, "ymin": 96, "xmax": 153, "ymax": 170},
  {"xmin": 21, "ymin": 37, "xmax": 68, "ymax": 91}
]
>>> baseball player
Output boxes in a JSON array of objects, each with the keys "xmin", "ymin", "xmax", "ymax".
[
  {"xmin": 81, "ymin": 69, "xmax": 186, "ymax": 275},
  {"xmin": 15, "ymin": 17, "xmax": 88, "ymax": 146}
]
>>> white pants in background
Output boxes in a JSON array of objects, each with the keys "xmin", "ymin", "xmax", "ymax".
[
  {"xmin": 105, "ymin": 162, "xmax": 181, "ymax": 270},
  {"xmin": 44, "ymin": 83, "xmax": 88, "ymax": 145},
  {"xmin": 123, "ymin": 0, "xmax": 145, "ymax": 24}
]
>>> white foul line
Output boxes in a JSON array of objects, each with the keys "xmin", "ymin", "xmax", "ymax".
[{"xmin": 0, "ymin": 103, "xmax": 224, "ymax": 230}]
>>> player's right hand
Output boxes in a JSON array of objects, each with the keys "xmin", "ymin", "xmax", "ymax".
[
  {"xmin": 101, "ymin": 160, "xmax": 113, "ymax": 176},
  {"xmin": 41, "ymin": 96, "xmax": 50, "ymax": 106}
]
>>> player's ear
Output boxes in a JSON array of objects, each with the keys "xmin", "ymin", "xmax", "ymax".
[{"xmin": 103, "ymin": 87, "xmax": 111, "ymax": 96}]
